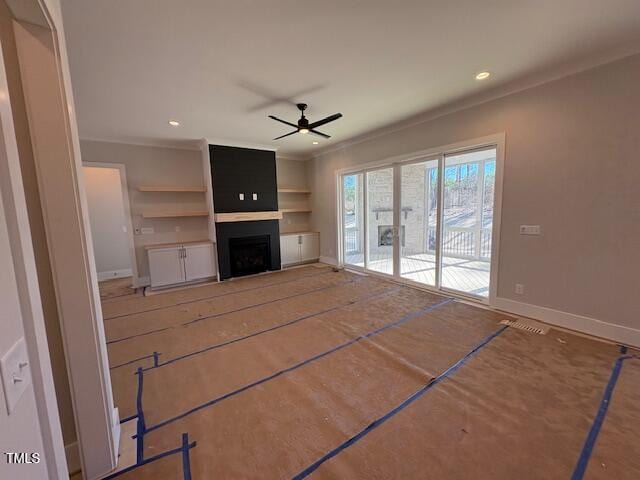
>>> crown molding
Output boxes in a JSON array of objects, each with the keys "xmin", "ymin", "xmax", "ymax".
[{"xmin": 312, "ymin": 43, "xmax": 640, "ymax": 159}]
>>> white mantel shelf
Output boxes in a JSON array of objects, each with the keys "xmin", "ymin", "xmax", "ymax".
[{"xmin": 214, "ymin": 211, "xmax": 283, "ymax": 223}]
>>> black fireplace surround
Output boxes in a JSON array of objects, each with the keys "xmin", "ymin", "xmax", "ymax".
[
  {"xmin": 229, "ymin": 235, "xmax": 271, "ymax": 277},
  {"xmin": 209, "ymin": 144, "xmax": 282, "ymax": 280}
]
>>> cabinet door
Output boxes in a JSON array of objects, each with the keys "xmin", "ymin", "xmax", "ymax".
[
  {"xmin": 300, "ymin": 233, "xmax": 320, "ymax": 262},
  {"xmin": 184, "ymin": 243, "xmax": 216, "ymax": 281},
  {"xmin": 280, "ymin": 235, "xmax": 300, "ymax": 266},
  {"xmin": 148, "ymin": 247, "xmax": 184, "ymax": 287}
]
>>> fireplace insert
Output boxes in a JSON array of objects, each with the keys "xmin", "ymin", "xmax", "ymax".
[{"xmin": 229, "ymin": 235, "xmax": 271, "ymax": 277}]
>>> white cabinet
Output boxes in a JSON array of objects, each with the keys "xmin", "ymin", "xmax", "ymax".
[
  {"xmin": 184, "ymin": 243, "xmax": 216, "ymax": 281},
  {"xmin": 148, "ymin": 246, "xmax": 185, "ymax": 287},
  {"xmin": 148, "ymin": 241, "xmax": 215, "ymax": 288},
  {"xmin": 280, "ymin": 232, "xmax": 319, "ymax": 266}
]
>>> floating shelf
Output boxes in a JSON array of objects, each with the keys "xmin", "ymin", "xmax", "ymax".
[
  {"xmin": 277, "ymin": 187, "xmax": 311, "ymax": 194},
  {"xmin": 142, "ymin": 211, "xmax": 209, "ymax": 219},
  {"xmin": 138, "ymin": 186, "xmax": 207, "ymax": 193},
  {"xmin": 214, "ymin": 211, "xmax": 283, "ymax": 223},
  {"xmin": 279, "ymin": 208, "xmax": 312, "ymax": 214}
]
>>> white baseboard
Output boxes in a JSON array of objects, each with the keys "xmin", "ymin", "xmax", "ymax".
[
  {"xmin": 65, "ymin": 441, "xmax": 81, "ymax": 475},
  {"xmin": 134, "ymin": 276, "xmax": 150, "ymax": 288},
  {"xmin": 97, "ymin": 268, "xmax": 132, "ymax": 281},
  {"xmin": 494, "ymin": 297, "xmax": 640, "ymax": 348},
  {"xmin": 319, "ymin": 256, "xmax": 338, "ymax": 266}
]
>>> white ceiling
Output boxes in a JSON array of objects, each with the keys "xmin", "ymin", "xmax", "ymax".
[{"xmin": 60, "ymin": 0, "xmax": 640, "ymax": 157}]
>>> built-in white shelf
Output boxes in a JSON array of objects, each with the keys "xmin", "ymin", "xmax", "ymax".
[
  {"xmin": 279, "ymin": 208, "xmax": 312, "ymax": 214},
  {"xmin": 214, "ymin": 211, "xmax": 283, "ymax": 223},
  {"xmin": 142, "ymin": 211, "xmax": 209, "ymax": 219},
  {"xmin": 138, "ymin": 186, "xmax": 207, "ymax": 193},
  {"xmin": 277, "ymin": 187, "xmax": 311, "ymax": 194}
]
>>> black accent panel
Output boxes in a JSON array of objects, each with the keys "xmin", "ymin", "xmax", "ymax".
[
  {"xmin": 215, "ymin": 220, "xmax": 281, "ymax": 280},
  {"xmin": 210, "ymin": 145, "xmax": 278, "ymax": 213}
]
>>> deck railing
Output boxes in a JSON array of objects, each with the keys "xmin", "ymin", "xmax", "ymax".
[{"xmin": 345, "ymin": 225, "xmax": 491, "ymax": 261}]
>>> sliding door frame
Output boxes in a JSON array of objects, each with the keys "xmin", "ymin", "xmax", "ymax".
[{"xmin": 335, "ymin": 133, "xmax": 505, "ymax": 306}]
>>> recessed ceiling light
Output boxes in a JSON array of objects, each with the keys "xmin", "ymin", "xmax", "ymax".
[
  {"xmin": 475, "ymin": 71, "xmax": 491, "ymax": 80},
  {"xmin": 168, "ymin": 120, "xmax": 180, "ymax": 126},
  {"xmin": 312, "ymin": 141, "xmax": 319, "ymax": 145}
]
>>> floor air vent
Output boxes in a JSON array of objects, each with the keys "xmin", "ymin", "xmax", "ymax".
[{"xmin": 499, "ymin": 318, "xmax": 549, "ymax": 335}]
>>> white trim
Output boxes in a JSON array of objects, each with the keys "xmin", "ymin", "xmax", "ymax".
[
  {"xmin": 65, "ymin": 442, "xmax": 81, "ymax": 475},
  {"xmin": 80, "ymin": 136, "xmax": 200, "ymax": 151},
  {"xmin": 313, "ymin": 43, "xmax": 640, "ymax": 160},
  {"xmin": 82, "ymin": 161, "xmax": 139, "ymax": 287},
  {"xmin": 0, "ymin": 22, "xmax": 68, "ymax": 478},
  {"xmin": 494, "ymin": 297, "xmax": 640, "ymax": 349},
  {"xmin": 319, "ymin": 256, "xmax": 338, "ymax": 266},
  {"xmin": 136, "ymin": 276, "xmax": 150, "ymax": 287},
  {"xmin": 200, "ymin": 139, "xmax": 221, "ymax": 281},
  {"xmin": 97, "ymin": 269, "xmax": 133, "ymax": 281}
]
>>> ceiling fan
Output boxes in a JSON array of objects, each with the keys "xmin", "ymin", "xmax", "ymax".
[{"xmin": 269, "ymin": 103, "xmax": 342, "ymax": 140}]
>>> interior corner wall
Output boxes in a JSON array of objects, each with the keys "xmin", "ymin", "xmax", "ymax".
[
  {"xmin": 0, "ymin": 0, "xmax": 76, "ymax": 449},
  {"xmin": 310, "ymin": 53, "xmax": 640, "ymax": 335},
  {"xmin": 79, "ymin": 140, "xmax": 207, "ymax": 282}
]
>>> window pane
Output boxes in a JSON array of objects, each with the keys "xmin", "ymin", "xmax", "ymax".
[
  {"xmin": 366, "ymin": 168, "xmax": 393, "ymax": 274},
  {"xmin": 343, "ymin": 173, "xmax": 364, "ymax": 267}
]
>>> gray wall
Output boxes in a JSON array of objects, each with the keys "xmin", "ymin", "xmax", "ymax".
[
  {"xmin": 310, "ymin": 53, "xmax": 640, "ymax": 332},
  {"xmin": 80, "ymin": 140, "xmax": 208, "ymax": 281}
]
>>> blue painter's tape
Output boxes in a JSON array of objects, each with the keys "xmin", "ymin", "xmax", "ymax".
[
  {"xmin": 105, "ymin": 268, "xmax": 335, "ymax": 320},
  {"xmin": 292, "ymin": 324, "xmax": 508, "ymax": 479},
  {"xmin": 106, "ymin": 275, "xmax": 361, "ymax": 345},
  {"xmin": 101, "ymin": 435, "xmax": 197, "ymax": 479},
  {"xmin": 144, "ymin": 298, "xmax": 453, "ymax": 434},
  {"xmin": 570, "ymin": 348, "xmax": 635, "ymax": 480},
  {"xmin": 110, "ymin": 353, "xmax": 157, "ymax": 370},
  {"xmin": 119, "ymin": 413, "xmax": 138, "ymax": 424},
  {"xmin": 181, "ymin": 433, "xmax": 193, "ymax": 480},
  {"xmin": 143, "ymin": 284, "xmax": 399, "ymax": 372},
  {"xmin": 135, "ymin": 368, "xmax": 146, "ymax": 464}
]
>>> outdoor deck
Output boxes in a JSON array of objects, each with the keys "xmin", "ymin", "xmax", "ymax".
[{"xmin": 344, "ymin": 252, "xmax": 490, "ymax": 297}]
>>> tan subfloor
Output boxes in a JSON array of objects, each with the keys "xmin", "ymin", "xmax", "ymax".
[
  {"xmin": 99, "ymin": 265, "xmax": 639, "ymax": 479},
  {"xmin": 98, "ymin": 276, "xmax": 138, "ymax": 301}
]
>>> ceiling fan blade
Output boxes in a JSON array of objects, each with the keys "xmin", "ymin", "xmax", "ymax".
[
  {"xmin": 309, "ymin": 129, "xmax": 330, "ymax": 139},
  {"xmin": 308, "ymin": 113, "xmax": 342, "ymax": 130},
  {"xmin": 273, "ymin": 130, "xmax": 299, "ymax": 140},
  {"xmin": 269, "ymin": 115, "xmax": 298, "ymax": 129}
]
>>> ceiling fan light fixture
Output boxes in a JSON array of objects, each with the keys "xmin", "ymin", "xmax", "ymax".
[
  {"xmin": 168, "ymin": 120, "xmax": 180, "ymax": 126},
  {"xmin": 475, "ymin": 71, "xmax": 491, "ymax": 80},
  {"xmin": 299, "ymin": 128, "xmax": 309, "ymax": 134},
  {"xmin": 312, "ymin": 141, "xmax": 319, "ymax": 145}
]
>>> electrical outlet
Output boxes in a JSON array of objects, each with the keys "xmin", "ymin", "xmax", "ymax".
[
  {"xmin": 140, "ymin": 227, "xmax": 154, "ymax": 235},
  {"xmin": 239, "ymin": 193, "xmax": 244, "ymax": 200},
  {"xmin": 515, "ymin": 284, "xmax": 525, "ymax": 295},
  {"xmin": 252, "ymin": 193, "xmax": 258, "ymax": 200},
  {"xmin": 520, "ymin": 225, "xmax": 541, "ymax": 235},
  {"xmin": 174, "ymin": 226, "xmax": 181, "ymax": 232}
]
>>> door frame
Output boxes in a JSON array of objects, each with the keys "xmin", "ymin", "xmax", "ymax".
[
  {"xmin": 335, "ymin": 133, "xmax": 505, "ymax": 306},
  {"xmin": 82, "ymin": 161, "xmax": 139, "ymax": 285},
  {"xmin": 7, "ymin": 0, "xmax": 121, "ymax": 478},
  {"xmin": 0, "ymin": 29, "xmax": 68, "ymax": 479}
]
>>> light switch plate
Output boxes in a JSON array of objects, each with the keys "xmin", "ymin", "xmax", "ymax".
[
  {"xmin": 0, "ymin": 338, "xmax": 31, "ymax": 415},
  {"xmin": 520, "ymin": 225, "xmax": 541, "ymax": 235},
  {"xmin": 239, "ymin": 193, "xmax": 245, "ymax": 200},
  {"xmin": 140, "ymin": 227, "xmax": 154, "ymax": 235}
]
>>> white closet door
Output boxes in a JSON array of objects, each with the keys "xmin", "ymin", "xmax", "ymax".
[
  {"xmin": 148, "ymin": 247, "xmax": 184, "ymax": 287},
  {"xmin": 184, "ymin": 243, "xmax": 215, "ymax": 281}
]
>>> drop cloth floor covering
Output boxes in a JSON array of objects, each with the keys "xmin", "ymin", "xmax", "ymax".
[{"xmin": 99, "ymin": 265, "xmax": 639, "ymax": 479}]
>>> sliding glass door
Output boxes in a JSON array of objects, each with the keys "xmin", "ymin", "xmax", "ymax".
[
  {"xmin": 340, "ymin": 144, "xmax": 498, "ymax": 301},
  {"xmin": 400, "ymin": 158, "xmax": 438, "ymax": 286}
]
